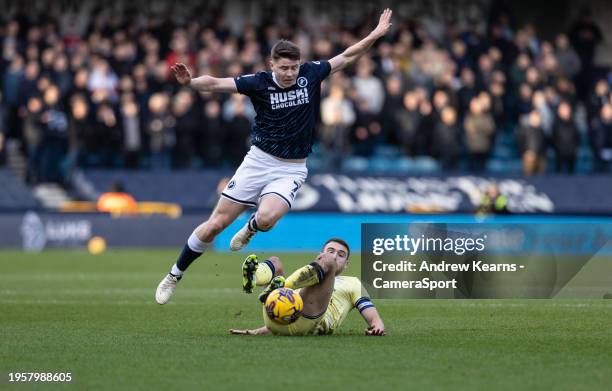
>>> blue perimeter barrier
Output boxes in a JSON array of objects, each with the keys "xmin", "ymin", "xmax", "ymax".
[
  {"xmin": 3, "ymin": 212, "xmax": 611, "ymax": 253},
  {"xmin": 217, "ymin": 213, "xmax": 612, "ymax": 253}
]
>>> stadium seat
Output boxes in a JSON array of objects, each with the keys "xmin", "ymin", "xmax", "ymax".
[
  {"xmin": 373, "ymin": 145, "xmax": 401, "ymax": 158},
  {"xmin": 491, "ymin": 145, "xmax": 515, "ymax": 159},
  {"xmin": 341, "ymin": 157, "xmax": 369, "ymax": 172},
  {"xmin": 396, "ymin": 157, "xmax": 416, "ymax": 172},
  {"xmin": 368, "ymin": 156, "xmax": 395, "ymax": 172},
  {"xmin": 306, "ymin": 156, "xmax": 325, "ymax": 171},
  {"xmin": 486, "ymin": 159, "xmax": 523, "ymax": 174},
  {"xmin": 412, "ymin": 157, "xmax": 442, "ymax": 173}
]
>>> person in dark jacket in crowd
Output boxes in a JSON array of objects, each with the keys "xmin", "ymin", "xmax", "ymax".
[
  {"xmin": 517, "ymin": 110, "xmax": 546, "ymax": 175},
  {"xmin": 592, "ymin": 104, "xmax": 612, "ymax": 172},
  {"xmin": 552, "ymin": 101, "xmax": 579, "ymax": 173},
  {"xmin": 464, "ymin": 97, "xmax": 495, "ymax": 172},
  {"xmin": 395, "ymin": 91, "xmax": 421, "ymax": 156},
  {"xmin": 431, "ymin": 106, "xmax": 460, "ymax": 170}
]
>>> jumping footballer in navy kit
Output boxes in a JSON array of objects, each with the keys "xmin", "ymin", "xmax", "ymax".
[{"xmin": 156, "ymin": 9, "xmax": 393, "ymax": 305}]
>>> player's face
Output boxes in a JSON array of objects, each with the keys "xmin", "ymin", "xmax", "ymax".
[
  {"xmin": 323, "ymin": 241, "xmax": 349, "ymax": 275},
  {"xmin": 271, "ymin": 57, "xmax": 300, "ymax": 88}
]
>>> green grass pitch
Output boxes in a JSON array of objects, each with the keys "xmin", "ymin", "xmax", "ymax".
[{"xmin": 1, "ymin": 249, "xmax": 611, "ymax": 390}]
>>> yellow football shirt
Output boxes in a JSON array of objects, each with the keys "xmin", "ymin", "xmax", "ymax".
[{"xmin": 263, "ymin": 276, "xmax": 372, "ymax": 335}]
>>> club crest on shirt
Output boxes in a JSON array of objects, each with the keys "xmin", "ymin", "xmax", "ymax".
[{"xmin": 297, "ymin": 77, "xmax": 308, "ymax": 87}]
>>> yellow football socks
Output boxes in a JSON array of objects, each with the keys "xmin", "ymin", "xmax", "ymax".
[
  {"xmin": 284, "ymin": 263, "xmax": 324, "ymax": 289},
  {"xmin": 255, "ymin": 262, "xmax": 274, "ymax": 286}
]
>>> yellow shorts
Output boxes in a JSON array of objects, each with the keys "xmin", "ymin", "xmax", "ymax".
[{"xmin": 262, "ymin": 306, "xmax": 333, "ymax": 336}]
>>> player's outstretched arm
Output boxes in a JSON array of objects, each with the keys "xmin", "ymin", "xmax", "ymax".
[
  {"xmin": 361, "ymin": 307, "xmax": 386, "ymax": 336},
  {"xmin": 228, "ymin": 326, "xmax": 270, "ymax": 336},
  {"xmin": 329, "ymin": 8, "xmax": 392, "ymax": 75},
  {"xmin": 171, "ymin": 63, "xmax": 238, "ymax": 93}
]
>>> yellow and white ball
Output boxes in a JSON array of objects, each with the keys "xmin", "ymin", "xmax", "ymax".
[
  {"xmin": 264, "ymin": 288, "xmax": 303, "ymax": 325},
  {"xmin": 88, "ymin": 236, "xmax": 107, "ymax": 255}
]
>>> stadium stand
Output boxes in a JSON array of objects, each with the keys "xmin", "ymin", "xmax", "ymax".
[
  {"xmin": 0, "ymin": 0, "xmax": 610, "ymax": 204},
  {"xmin": 0, "ymin": 169, "xmax": 39, "ymax": 210},
  {"xmin": 74, "ymin": 169, "xmax": 225, "ymax": 211}
]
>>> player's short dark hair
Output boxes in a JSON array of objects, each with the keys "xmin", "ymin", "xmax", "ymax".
[
  {"xmin": 271, "ymin": 40, "xmax": 301, "ymax": 61},
  {"xmin": 323, "ymin": 238, "xmax": 350, "ymax": 259}
]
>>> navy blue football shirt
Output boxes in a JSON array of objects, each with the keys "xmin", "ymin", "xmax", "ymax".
[{"xmin": 234, "ymin": 60, "xmax": 331, "ymax": 159}]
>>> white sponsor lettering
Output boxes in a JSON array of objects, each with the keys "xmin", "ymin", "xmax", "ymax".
[
  {"xmin": 309, "ymin": 175, "xmax": 554, "ymax": 213},
  {"xmin": 292, "ymin": 184, "xmax": 320, "ymax": 210},
  {"xmin": 46, "ymin": 220, "xmax": 92, "ymax": 241},
  {"xmin": 20, "ymin": 212, "xmax": 93, "ymax": 251},
  {"xmin": 270, "ymin": 88, "xmax": 309, "ymax": 109}
]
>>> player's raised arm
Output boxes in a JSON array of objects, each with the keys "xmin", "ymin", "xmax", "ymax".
[
  {"xmin": 171, "ymin": 63, "xmax": 238, "ymax": 93},
  {"xmin": 329, "ymin": 8, "xmax": 392, "ymax": 75}
]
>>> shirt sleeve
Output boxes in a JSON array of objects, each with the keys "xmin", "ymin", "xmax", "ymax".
[
  {"xmin": 234, "ymin": 73, "xmax": 259, "ymax": 96},
  {"xmin": 308, "ymin": 60, "xmax": 332, "ymax": 82},
  {"xmin": 349, "ymin": 277, "xmax": 374, "ymax": 313}
]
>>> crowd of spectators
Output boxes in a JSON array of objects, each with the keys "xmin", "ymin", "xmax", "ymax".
[{"xmin": 0, "ymin": 2, "xmax": 611, "ymax": 185}]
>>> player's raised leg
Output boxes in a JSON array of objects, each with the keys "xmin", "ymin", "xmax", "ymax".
[
  {"xmin": 257, "ymin": 251, "xmax": 337, "ymax": 317},
  {"xmin": 230, "ymin": 193, "xmax": 290, "ymax": 251},
  {"xmin": 155, "ymin": 198, "xmax": 249, "ymax": 304},
  {"xmin": 242, "ymin": 255, "xmax": 285, "ymax": 294},
  {"xmin": 288, "ymin": 252, "xmax": 337, "ymax": 317}
]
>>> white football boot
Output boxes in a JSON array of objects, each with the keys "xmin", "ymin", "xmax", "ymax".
[
  {"xmin": 230, "ymin": 223, "xmax": 257, "ymax": 251},
  {"xmin": 155, "ymin": 274, "xmax": 180, "ymax": 304}
]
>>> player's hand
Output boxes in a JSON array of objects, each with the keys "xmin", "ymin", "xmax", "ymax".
[
  {"xmin": 228, "ymin": 328, "xmax": 254, "ymax": 335},
  {"xmin": 372, "ymin": 8, "xmax": 392, "ymax": 39},
  {"xmin": 171, "ymin": 63, "xmax": 192, "ymax": 85},
  {"xmin": 365, "ymin": 325, "xmax": 386, "ymax": 336},
  {"xmin": 316, "ymin": 252, "xmax": 334, "ymax": 264}
]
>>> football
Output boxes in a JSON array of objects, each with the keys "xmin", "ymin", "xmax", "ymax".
[{"xmin": 264, "ymin": 288, "xmax": 303, "ymax": 325}]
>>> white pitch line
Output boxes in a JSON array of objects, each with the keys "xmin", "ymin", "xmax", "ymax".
[
  {"xmin": 0, "ymin": 287, "xmax": 241, "ymax": 295},
  {"xmin": 373, "ymin": 301, "xmax": 612, "ymax": 308},
  {"xmin": 0, "ymin": 273, "xmax": 170, "ymax": 281},
  {"xmin": 0, "ymin": 299, "xmax": 221, "ymax": 305}
]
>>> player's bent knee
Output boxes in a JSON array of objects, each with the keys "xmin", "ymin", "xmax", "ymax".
[
  {"xmin": 267, "ymin": 257, "xmax": 284, "ymax": 276},
  {"xmin": 255, "ymin": 209, "xmax": 281, "ymax": 231}
]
